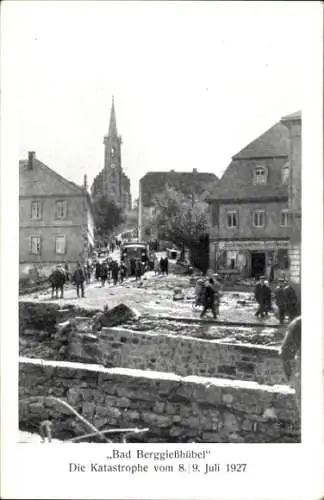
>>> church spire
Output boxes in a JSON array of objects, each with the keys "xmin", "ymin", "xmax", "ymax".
[{"xmin": 108, "ymin": 95, "xmax": 118, "ymax": 137}]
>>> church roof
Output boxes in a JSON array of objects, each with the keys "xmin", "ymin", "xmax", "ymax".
[
  {"xmin": 108, "ymin": 96, "xmax": 118, "ymax": 137},
  {"xmin": 233, "ymin": 122, "xmax": 289, "ymax": 160}
]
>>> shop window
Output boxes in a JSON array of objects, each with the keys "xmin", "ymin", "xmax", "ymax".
[
  {"xmin": 226, "ymin": 210, "xmax": 238, "ymax": 228},
  {"xmin": 227, "ymin": 251, "xmax": 237, "ymax": 269},
  {"xmin": 253, "ymin": 166, "xmax": 267, "ymax": 185}
]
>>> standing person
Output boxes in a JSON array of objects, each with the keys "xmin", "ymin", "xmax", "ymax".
[
  {"xmin": 275, "ymin": 277, "xmax": 287, "ymax": 324},
  {"xmin": 111, "ymin": 261, "xmax": 119, "ymax": 285},
  {"xmin": 48, "ymin": 265, "xmax": 66, "ymax": 299},
  {"xmin": 200, "ymin": 278, "xmax": 217, "ymax": 319},
  {"xmin": 135, "ymin": 259, "xmax": 142, "ymax": 281},
  {"xmin": 95, "ymin": 261, "xmax": 101, "ymax": 282},
  {"xmin": 263, "ymin": 280, "xmax": 272, "ymax": 316},
  {"xmin": 120, "ymin": 262, "xmax": 127, "ymax": 283},
  {"xmin": 64, "ymin": 263, "xmax": 70, "ymax": 283},
  {"xmin": 160, "ymin": 257, "xmax": 165, "ymax": 276},
  {"xmin": 101, "ymin": 261, "xmax": 108, "ymax": 287},
  {"xmin": 284, "ymin": 280, "xmax": 299, "ymax": 322},
  {"xmin": 72, "ymin": 262, "xmax": 85, "ymax": 298},
  {"xmin": 164, "ymin": 257, "xmax": 169, "ymax": 276},
  {"xmin": 86, "ymin": 261, "xmax": 92, "ymax": 285},
  {"xmin": 279, "ymin": 316, "xmax": 301, "ymax": 413},
  {"xmin": 254, "ymin": 276, "xmax": 268, "ymax": 318}
]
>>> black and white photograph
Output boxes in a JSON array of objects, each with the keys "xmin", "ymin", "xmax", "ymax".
[{"xmin": 1, "ymin": 1, "xmax": 323, "ymax": 499}]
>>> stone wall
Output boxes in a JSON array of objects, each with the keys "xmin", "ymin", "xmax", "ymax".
[
  {"xmin": 19, "ymin": 357, "xmax": 300, "ymax": 443},
  {"xmin": 69, "ymin": 326, "xmax": 289, "ymax": 385}
]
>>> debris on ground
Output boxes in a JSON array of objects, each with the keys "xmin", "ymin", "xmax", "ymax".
[{"xmin": 92, "ymin": 303, "xmax": 139, "ymax": 331}]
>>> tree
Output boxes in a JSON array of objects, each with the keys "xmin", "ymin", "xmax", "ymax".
[
  {"xmin": 151, "ymin": 186, "xmax": 210, "ymax": 251},
  {"xmin": 92, "ymin": 196, "xmax": 125, "ymax": 245}
]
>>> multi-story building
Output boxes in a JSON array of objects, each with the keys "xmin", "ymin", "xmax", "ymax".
[
  {"xmin": 19, "ymin": 151, "xmax": 94, "ymax": 277},
  {"xmin": 138, "ymin": 170, "xmax": 219, "ymax": 241},
  {"xmin": 91, "ymin": 97, "xmax": 132, "ymax": 212},
  {"xmin": 208, "ymin": 121, "xmax": 291, "ymax": 278},
  {"xmin": 281, "ymin": 111, "xmax": 301, "ymax": 285}
]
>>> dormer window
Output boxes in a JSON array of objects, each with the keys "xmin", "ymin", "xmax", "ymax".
[
  {"xmin": 281, "ymin": 163, "xmax": 289, "ymax": 184},
  {"xmin": 253, "ymin": 166, "xmax": 267, "ymax": 185}
]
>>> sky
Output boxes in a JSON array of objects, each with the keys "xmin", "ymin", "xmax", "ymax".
[{"xmin": 6, "ymin": 1, "xmax": 314, "ymax": 200}]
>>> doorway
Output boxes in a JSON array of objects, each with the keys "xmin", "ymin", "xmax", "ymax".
[{"xmin": 251, "ymin": 252, "xmax": 265, "ymax": 278}]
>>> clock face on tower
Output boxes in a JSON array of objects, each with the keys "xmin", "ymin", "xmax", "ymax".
[{"xmin": 111, "ymin": 163, "xmax": 115, "ymax": 169}]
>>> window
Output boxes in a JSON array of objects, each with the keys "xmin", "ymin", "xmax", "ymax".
[
  {"xmin": 226, "ymin": 210, "xmax": 238, "ymax": 228},
  {"xmin": 31, "ymin": 200, "xmax": 41, "ymax": 219},
  {"xmin": 280, "ymin": 209, "xmax": 289, "ymax": 226},
  {"xmin": 55, "ymin": 235, "xmax": 66, "ymax": 254},
  {"xmin": 253, "ymin": 210, "xmax": 265, "ymax": 228},
  {"xmin": 55, "ymin": 200, "xmax": 67, "ymax": 219},
  {"xmin": 253, "ymin": 167, "xmax": 267, "ymax": 185},
  {"xmin": 282, "ymin": 163, "xmax": 289, "ymax": 184},
  {"xmin": 30, "ymin": 236, "xmax": 41, "ymax": 255}
]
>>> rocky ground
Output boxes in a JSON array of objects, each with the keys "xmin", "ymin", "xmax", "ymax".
[{"xmin": 20, "ymin": 269, "xmax": 281, "ymax": 325}]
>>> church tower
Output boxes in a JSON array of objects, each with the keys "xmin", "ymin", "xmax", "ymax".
[
  {"xmin": 91, "ymin": 96, "xmax": 132, "ymax": 211},
  {"xmin": 103, "ymin": 96, "xmax": 123, "ymax": 204}
]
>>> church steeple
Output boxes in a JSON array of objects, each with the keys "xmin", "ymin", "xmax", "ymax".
[{"xmin": 108, "ymin": 96, "xmax": 118, "ymax": 137}]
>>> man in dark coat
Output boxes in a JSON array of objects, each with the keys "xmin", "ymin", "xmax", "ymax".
[
  {"xmin": 72, "ymin": 263, "xmax": 85, "ymax": 298},
  {"xmin": 275, "ymin": 277, "xmax": 287, "ymax": 324},
  {"xmin": 95, "ymin": 261, "xmax": 101, "ymax": 281},
  {"xmin": 284, "ymin": 281, "xmax": 299, "ymax": 321},
  {"xmin": 254, "ymin": 276, "xmax": 270, "ymax": 318},
  {"xmin": 101, "ymin": 262, "xmax": 108, "ymax": 287},
  {"xmin": 111, "ymin": 261, "xmax": 119, "ymax": 285},
  {"xmin": 159, "ymin": 257, "xmax": 165, "ymax": 276},
  {"xmin": 164, "ymin": 257, "xmax": 169, "ymax": 276},
  {"xmin": 120, "ymin": 262, "xmax": 127, "ymax": 283},
  {"xmin": 279, "ymin": 315, "xmax": 301, "ymax": 413},
  {"xmin": 135, "ymin": 259, "xmax": 142, "ymax": 281},
  {"xmin": 200, "ymin": 278, "xmax": 217, "ymax": 319},
  {"xmin": 48, "ymin": 266, "xmax": 66, "ymax": 299}
]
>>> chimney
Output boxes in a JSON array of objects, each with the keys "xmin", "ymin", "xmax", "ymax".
[
  {"xmin": 83, "ymin": 174, "xmax": 88, "ymax": 191},
  {"xmin": 28, "ymin": 151, "xmax": 36, "ymax": 169}
]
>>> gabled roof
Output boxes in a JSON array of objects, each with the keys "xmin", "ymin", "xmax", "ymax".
[
  {"xmin": 208, "ymin": 120, "xmax": 290, "ymax": 202},
  {"xmin": 233, "ymin": 122, "xmax": 289, "ymax": 160},
  {"xmin": 208, "ymin": 158, "xmax": 288, "ymax": 202},
  {"xmin": 19, "ymin": 157, "xmax": 87, "ymax": 197},
  {"xmin": 281, "ymin": 110, "xmax": 302, "ymax": 122},
  {"xmin": 140, "ymin": 171, "xmax": 219, "ymax": 207}
]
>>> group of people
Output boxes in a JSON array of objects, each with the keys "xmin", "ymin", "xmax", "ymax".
[
  {"xmin": 48, "ymin": 262, "xmax": 87, "ymax": 299},
  {"xmin": 95, "ymin": 259, "xmax": 128, "ymax": 286},
  {"xmin": 254, "ymin": 275, "xmax": 299, "ymax": 323},
  {"xmin": 156, "ymin": 256, "xmax": 169, "ymax": 276}
]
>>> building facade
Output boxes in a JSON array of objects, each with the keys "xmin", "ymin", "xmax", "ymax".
[
  {"xmin": 138, "ymin": 170, "xmax": 219, "ymax": 242},
  {"xmin": 281, "ymin": 111, "xmax": 301, "ymax": 285},
  {"xmin": 208, "ymin": 122, "xmax": 291, "ymax": 279},
  {"xmin": 19, "ymin": 152, "xmax": 94, "ymax": 277},
  {"xmin": 91, "ymin": 97, "xmax": 132, "ymax": 212}
]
